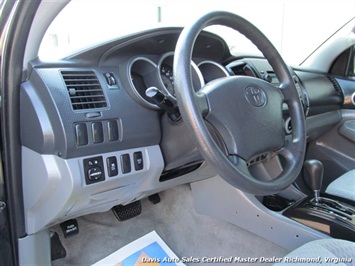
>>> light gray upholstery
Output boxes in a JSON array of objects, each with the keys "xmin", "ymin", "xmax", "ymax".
[
  {"xmin": 275, "ymin": 239, "xmax": 355, "ymax": 266},
  {"xmin": 326, "ymin": 170, "xmax": 355, "ymax": 201}
]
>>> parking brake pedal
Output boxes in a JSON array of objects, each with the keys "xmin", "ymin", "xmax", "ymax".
[{"xmin": 112, "ymin": 201, "xmax": 142, "ymax": 221}]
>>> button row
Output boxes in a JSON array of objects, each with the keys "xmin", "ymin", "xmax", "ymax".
[
  {"xmin": 83, "ymin": 152, "xmax": 144, "ymax": 185},
  {"xmin": 74, "ymin": 119, "xmax": 119, "ymax": 146},
  {"xmin": 108, "ymin": 152, "xmax": 144, "ymax": 177}
]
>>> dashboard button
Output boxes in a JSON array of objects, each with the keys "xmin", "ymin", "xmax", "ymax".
[
  {"xmin": 120, "ymin": 154, "xmax": 131, "ymax": 174},
  {"xmin": 107, "ymin": 156, "xmax": 118, "ymax": 177},
  {"xmin": 107, "ymin": 120, "xmax": 119, "ymax": 141},
  {"xmin": 74, "ymin": 123, "xmax": 88, "ymax": 146},
  {"xmin": 133, "ymin": 151, "xmax": 143, "ymax": 171},
  {"xmin": 91, "ymin": 122, "xmax": 104, "ymax": 143}
]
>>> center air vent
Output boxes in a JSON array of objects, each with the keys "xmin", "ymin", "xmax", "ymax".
[{"xmin": 61, "ymin": 71, "xmax": 107, "ymax": 110}]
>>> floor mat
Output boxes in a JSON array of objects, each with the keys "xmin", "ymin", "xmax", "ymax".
[
  {"xmin": 92, "ymin": 231, "xmax": 185, "ymax": 266},
  {"xmin": 52, "ymin": 184, "xmax": 288, "ymax": 265}
]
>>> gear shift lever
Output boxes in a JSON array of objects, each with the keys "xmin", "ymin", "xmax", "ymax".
[{"xmin": 303, "ymin": 160, "xmax": 324, "ymax": 204}]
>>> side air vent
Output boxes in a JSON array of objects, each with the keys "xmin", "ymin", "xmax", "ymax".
[
  {"xmin": 61, "ymin": 71, "xmax": 107, "ymax": 110},
  {"xmin": 327, "ymin": 76, "xmax": 342, "ymax": 95}
]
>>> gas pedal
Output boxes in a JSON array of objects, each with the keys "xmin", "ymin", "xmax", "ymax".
[{"xmin": 112, "ymin": 200, "xmax": 142, "ymax": 221}]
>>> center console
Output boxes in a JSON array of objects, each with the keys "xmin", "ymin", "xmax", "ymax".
[{"xmin": 284, "ymin": 195, "xmax": 355, "ymax": 241}]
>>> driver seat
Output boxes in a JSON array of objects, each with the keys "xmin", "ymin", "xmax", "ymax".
[
  {"xmin": 275, "ymin": 239, "xmax": 355, "ymax": 265},
  {"xmin": 325, "ymin": 169, "xmax": 355, "ymax": 202}
]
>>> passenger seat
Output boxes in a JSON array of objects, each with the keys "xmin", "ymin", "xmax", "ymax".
[{"xmin": 326, "ymin": 169, "xmax": 355, "ymax": 202}]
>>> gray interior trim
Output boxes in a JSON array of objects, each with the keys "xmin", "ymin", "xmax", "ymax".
[
  {"xmin": 18, "ymin": 229, "xmax": 51, "ymax": 265},
  {"xmin": 306, "ymin": 110, "xmax": 341, "ymax": 141},
  {"xmin": 326, "ymin": 169, "xmax": 355, "ymax": 201},
  {"xmin": 336, "ymin": 77, "xmax": 355, "ymax": 109},
  {"xmin": 191, "ymin": 176, "xmax": 328, "ymax": 251},
  {"xmin": 339, "ymin": 120, "xmax": 355, "ymax": 142},
  {"xmin": 128, "ymin": 57, "xmax": 160, "ymax": 110},
  {"xmin": 22, "ymin": 145, "xmax": 164, "ymax": 234},
  {"xmin": 301, "ymin": 17, "xmax": 355, "ymax": 71},
  {"xmin": 24, "ymin": 1, "xmax": 69, "ymax": 71},
  {"xmin": 21, "ymin": 66, "xmax": 161, "ymax": 159}
]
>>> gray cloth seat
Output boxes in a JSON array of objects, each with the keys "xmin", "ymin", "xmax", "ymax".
[
  {"xmin": 326, "ymin": 170, "xmax": 355, "ymax": 201},
  {"xmin": 274, "ymin": 239, "xmax": 355, "ymax": 266}
]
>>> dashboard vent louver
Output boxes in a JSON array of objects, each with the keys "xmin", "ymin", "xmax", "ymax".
[
  {"xmin": 327, "ymin": 76, "xmax": 342, "ymax": 95},
  {"xmin": 61, "ymin": 71, "xmax": 107, "ymax": 110}
]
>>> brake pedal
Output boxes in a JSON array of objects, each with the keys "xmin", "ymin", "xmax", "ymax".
[{"xmin": 112, "ymin": 201, "xmax": 142, "ymax": 221}]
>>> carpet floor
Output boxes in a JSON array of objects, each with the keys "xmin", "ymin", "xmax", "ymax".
[{"xmin": 51, "ymin": 184, "xmax": 288, "ymax": 265}]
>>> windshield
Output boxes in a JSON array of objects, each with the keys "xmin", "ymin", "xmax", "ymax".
[{"xmin": 39, "ymin": 0, "xmax": 355, "ymax": 65}]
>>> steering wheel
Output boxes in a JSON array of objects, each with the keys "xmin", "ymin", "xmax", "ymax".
[{"xmin": 173, "ymin": 11, "xmax": 306, "ymax": 196}]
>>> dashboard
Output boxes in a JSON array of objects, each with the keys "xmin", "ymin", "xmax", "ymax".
[{"xmin": 21, "ymin": 27, "xmax": 346, "ymax": 235}]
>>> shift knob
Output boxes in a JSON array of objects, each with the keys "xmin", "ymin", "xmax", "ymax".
[{"xmin": 303, "ymin": 160, "xmax": 324, "ymax": 203}]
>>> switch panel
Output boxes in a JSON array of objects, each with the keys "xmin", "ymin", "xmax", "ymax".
[{"xmin": 83, "ymin": 156, "xmax": 105, "ymax": 184}]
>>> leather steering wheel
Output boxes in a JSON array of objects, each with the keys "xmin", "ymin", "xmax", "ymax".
[{"xmin": 173, "ymin": 11, "xmax": 306, "ymax": 195}]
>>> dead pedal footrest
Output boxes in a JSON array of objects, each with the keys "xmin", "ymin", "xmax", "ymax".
[{"xmin": 112, "ymin": 201, "xmax": 142, "ymax": 221}]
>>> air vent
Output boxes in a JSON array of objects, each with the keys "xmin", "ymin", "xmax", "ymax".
[
  {"xmin": 61, "ymin": 71, "xmax": 107, "ymax": 110},
  {"xmin": 327, "ymin": 76, "xmax": 342, "ymax": 95}
]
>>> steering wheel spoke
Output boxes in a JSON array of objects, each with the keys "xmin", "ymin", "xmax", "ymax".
[{"xmin": 194, "ymin": 91, "xmax": 209, "ymax": 117}]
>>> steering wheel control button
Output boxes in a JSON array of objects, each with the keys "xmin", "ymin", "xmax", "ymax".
[
  {"xmin": 244, "ymin": 86, "xmax": 267, "ymax": 107},
  {"xmin": 83, "ymin": 156, "xmax": 105, "ymax": 184},
  {"xmin": 133, "ymin": 151, "xmax": 144, "ymax": 171},
  {"xmin": 107, "ymin": 120, "xmax": 119, "ymax": 141},
  {"xmin": 91, "ymin": 122, "xmax": 104, "ymax": 143},
  {"xmin": 120, "ymin": 154, "xmax": 131, "ymax": 174},
  {"xmin": 107, "ymin": 156, "xmax": 118, "ymax": 177},
  {"xmin": 74, "ymin": 123, "xmax": 88, "ymax": 146}
]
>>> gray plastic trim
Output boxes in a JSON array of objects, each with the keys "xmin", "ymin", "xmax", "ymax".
[
  {"xmin": 21, "ymin": 67, "xmax": 161, "ymax": 159},
  {"xmin": 197, "ymin": 60, "xmax": 230, "ymax": 83},
  {"xmin": 23, "ymin": 1, "xmax": 69, "ymax": 70},
  {"xmin": 22, "ymin": 145, "xmax": 165, "ymax": 234},
  {"xmin": 128, "ymin": 57, "xmax": 159, "ymax": 110},
  {"xmin": 339, "ymin": 120, "xmax": 355, "ymax": 143},
  {"xmin": 18, "ymin": 229, "xmax": 51, "ymax": 265},
  {"xmin": 191, "ymin": 176, "xmax": 328, "ymax": 251},
  {"xmin": 336, "ymin": 77, "xmax": 355, "ymax": 109}
]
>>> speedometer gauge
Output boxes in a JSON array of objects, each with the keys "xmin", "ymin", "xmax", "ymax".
[
  {"xmin": 160, "ymin": 64, "xmax": 175, "ymax": 95},
  {"xmin": 159, "ymin": 52, "xmax": 204, "ymax": 98}
]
